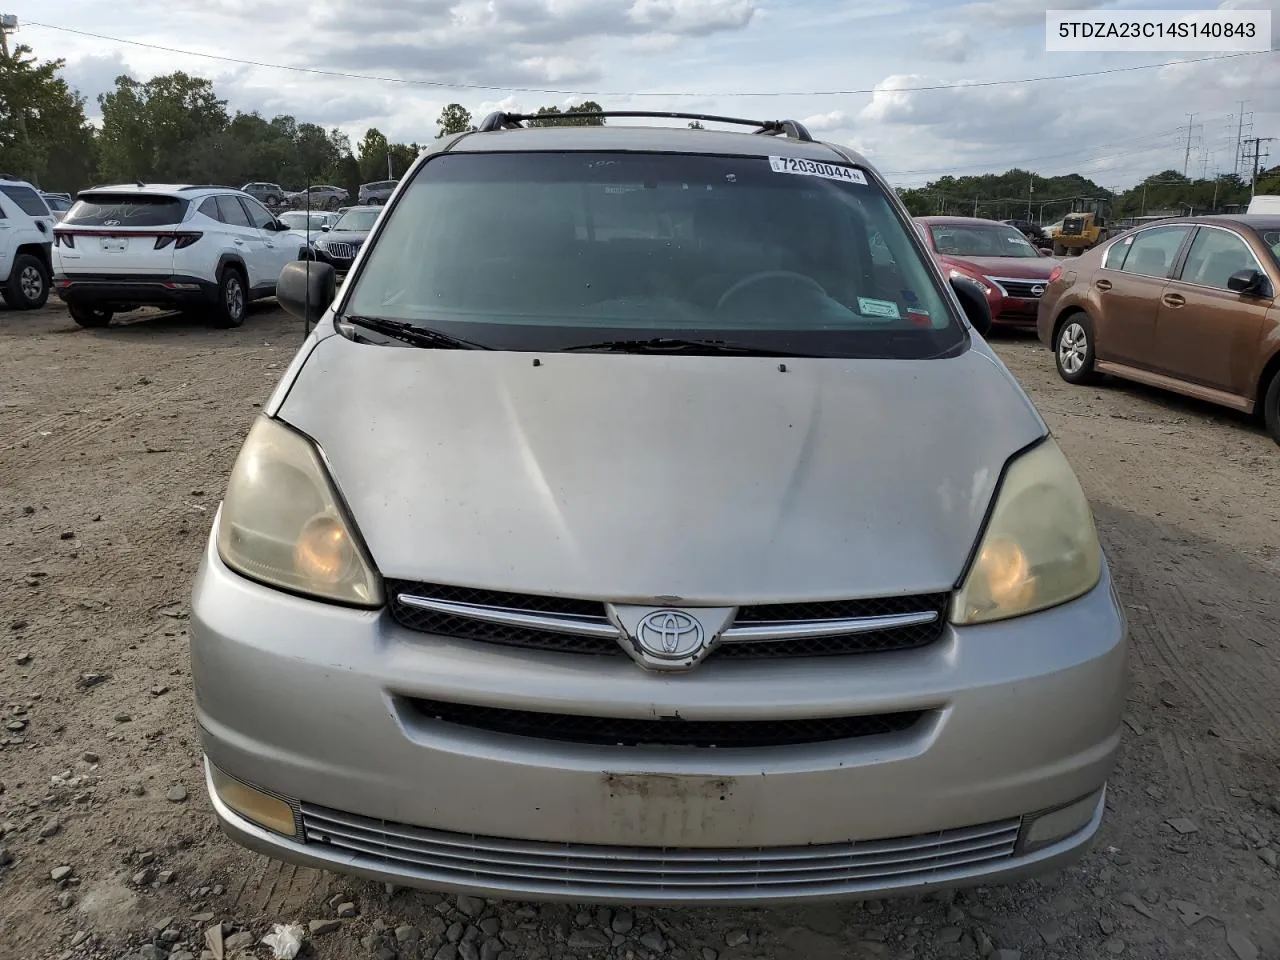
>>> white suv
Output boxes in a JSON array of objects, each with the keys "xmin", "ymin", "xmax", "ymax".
[
  {"xmin": 0, "ymin": 175, "xmax": 56, "ymax": 311},
  {"xmin": 52, "ymin": 184, "xmax": 308, "ymax": 328}
]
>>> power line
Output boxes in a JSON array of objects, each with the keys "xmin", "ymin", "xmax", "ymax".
[{"xmin": 21, "ymin": 19, "xmax": 1279, "ymax": 99}]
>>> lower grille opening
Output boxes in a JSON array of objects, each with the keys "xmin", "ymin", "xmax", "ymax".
[{"xmin": 403, "ymin": 698, "xmax": 925, "ymax": 748}]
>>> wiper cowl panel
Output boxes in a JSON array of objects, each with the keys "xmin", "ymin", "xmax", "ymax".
[
  {"xmin": 561, "ymin": 337, "xmax": 792, "ymax": 357},
  {"xmin": 339, "ymin": 315, "xmax": 490, "ymax": 350}
]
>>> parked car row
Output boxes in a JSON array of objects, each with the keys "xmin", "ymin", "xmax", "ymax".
[{"xmin": 241, "ymin": 180, "xmax": 403, "ymax": 211}]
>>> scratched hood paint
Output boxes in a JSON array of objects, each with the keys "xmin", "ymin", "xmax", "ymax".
[{"xmin": 276, "ymin": 336, "xmax": 1046, "ymax": 602}]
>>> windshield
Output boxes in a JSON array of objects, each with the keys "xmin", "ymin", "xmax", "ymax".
[
  {"xmin": 280, "ymin": 212, "xmax": 330, "ymax": 230},
  {"xmin": 344, "ymin": 152, "xmax": 962, "ymax": 358},
  {"xmin": 1262, "ymin": 229, "xmax": 1280, "ymax": 268},
  {"xmin": 333, "ymin": 209, "xmax": 380, "ymax": 231},
  {"xmin": 929, "ymin": 223, "xmax": 1039, "ymax": 258}
]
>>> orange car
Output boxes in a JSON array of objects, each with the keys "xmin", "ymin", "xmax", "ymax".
[{"xmin": 1037, "ymin": 215, "xmax": 1280, "ymax": 444}]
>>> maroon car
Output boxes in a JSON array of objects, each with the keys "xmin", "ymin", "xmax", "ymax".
[{"xmin": 916, "ymin": 216, "xmax": 1059, "ymax": 330}]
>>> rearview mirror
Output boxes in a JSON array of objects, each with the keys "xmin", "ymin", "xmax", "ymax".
[
  {"xmin": 277, "ymin": 260, "xmax": 336, "ymax": 328},
  {"xmin": 949, "ymin": 275, "xmax": 993, "ymax": 338},
  {"xmin": 1227, "ymin": 269, "xmax": 1268, "ymax": 296}
]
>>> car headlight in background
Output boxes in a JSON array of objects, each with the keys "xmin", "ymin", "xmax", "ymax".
[
  {"xmin": 217, "ymin": 417, "xmax": 382, "ymax": 607},
  {"xmin": 951, "ymin": 438, "xmax": 1101, "ymax": 625},
  {"xmin": 948, "ymin": 268, "xmax": 995, "ymax": 297}
]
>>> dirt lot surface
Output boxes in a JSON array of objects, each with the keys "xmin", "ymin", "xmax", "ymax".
[{"xmin": 2, "ymin": 301, "xmax": 1279, "ymax": 960}]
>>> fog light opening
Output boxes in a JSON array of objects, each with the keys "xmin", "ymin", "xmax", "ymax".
[
  {"xmin": 209, "ymin": 763, "xmax": 299, "ymax": 838},
  {"xmin": 1019, "ymin": 787, "xmax": 1104, "ymax": 854}
]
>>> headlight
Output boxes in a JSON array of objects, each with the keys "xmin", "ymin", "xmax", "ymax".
[
  {"xmin": 217, "ymin": 417, "xmax": 382, "ymax": 606},
  {"xmin": 952, "ymin": 438, "xmax": 1101, "ymax": 625},
  {"xmin": 947, "ymin": 268, "xmax": 994, "ymax": 296}
]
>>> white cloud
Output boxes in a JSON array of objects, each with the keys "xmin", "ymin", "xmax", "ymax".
[
  {"xmin": 802, "ymin": 109, "xmax": 849, "ymax": 132},
  {"xmin": 957, "ymin": 0, "xmax": 1107, "ymax": 28}
]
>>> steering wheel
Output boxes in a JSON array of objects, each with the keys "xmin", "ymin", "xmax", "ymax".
[{"xmin": 715, "ymin": 270, "xmax": 828, "ymax": 312}]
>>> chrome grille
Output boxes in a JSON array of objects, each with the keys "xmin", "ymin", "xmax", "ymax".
[
  {"xmin": 403, "ymin": 698, "xmax": 926, "ymax": 747},
  {"xmin": 299, "ymin": 804, "xmax": 1022, "ymax": 899},
  {"xmin": 990, "ymin": 277, "xmax": 1047, "ymax": 299},
  {"xmin": 386, "ymin": 581, "xmax": 948, "ymax": 659},
  {"xmin": 326, "ymin": 241, "xmax": 357, "ymax": 259}
]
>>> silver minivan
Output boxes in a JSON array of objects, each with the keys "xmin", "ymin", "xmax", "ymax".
[{"xmin": 190, "ymin": 112, "xmax": 1127, "ymax": 905}]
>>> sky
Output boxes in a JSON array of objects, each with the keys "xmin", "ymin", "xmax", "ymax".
[{"xmin": 8, "ymin": 0, "xmax": 1280, "ymax": 190}]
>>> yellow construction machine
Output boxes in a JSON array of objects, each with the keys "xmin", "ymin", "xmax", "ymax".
[{"xmin": 1051, "ymin": 198, "xmax": 1112, "ymax": 257}]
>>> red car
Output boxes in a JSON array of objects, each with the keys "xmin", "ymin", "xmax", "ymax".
[{"xmin": 916, "ymin": 216, "xmax": 1059, "ymax": 330}]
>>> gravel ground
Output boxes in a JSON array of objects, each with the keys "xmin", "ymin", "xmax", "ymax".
[{"xmin": 2, "ymin": 301, "xmax": 1279, "ymax": 960}]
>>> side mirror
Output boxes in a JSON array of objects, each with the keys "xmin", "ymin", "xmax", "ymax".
[
  {"xmin": 277, "ymin": 260, "xmax": 336, "ymax": 328},
  {"xmin": 950, "ymin": 275, "xmax": 993, "ymax": 338},
  {"xmin": 1227, "ymin": 269, "xmax": 1268, "ymax": 296},
  {"xmin": 321, "ymin": 224, "xmax": 331, "ymax": 232},
  {"xmin": 272, "ymin": 220, "xmax": 289, "ymax": 232}
]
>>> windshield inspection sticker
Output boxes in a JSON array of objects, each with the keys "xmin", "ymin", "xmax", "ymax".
[
  {"xmin": 857, "ymin": 297, "xmax": 901, "ymax": 320},
  {"xmin": 769, "ymin": 156, "xmax": 867, "ymax": 185}
]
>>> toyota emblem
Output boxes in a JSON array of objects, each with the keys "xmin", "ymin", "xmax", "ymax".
[{"xmin": 634, "ymin": 610, "xmax": 705, "ymax": 660}]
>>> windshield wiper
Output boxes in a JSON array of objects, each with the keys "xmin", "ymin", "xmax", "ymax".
[
  {"xmin": 561, "ymin": 336, "xmax": 793, "ymax": 356},
  {"xmin": 339, "ymin": 315, "xmax": 490, "ymax": 350}
]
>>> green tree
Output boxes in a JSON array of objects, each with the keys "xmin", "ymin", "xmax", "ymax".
[
  {"xmin": 435, "ymin": 103, "xmax": 474, "ymax": 138},
  {"xmin": 97, "ymin": 72, "xmax": 229, "ymax": 182},
  {"xmin": 357, "ymin": 127, "xmax": 390, "ymax": 182},
  {"xmin": 526, "ymin": 101, "xmax": 605, "ymax": 127},
  {"xmin": 688, "ymin": 120, "xmax": 705, "ymax": 129},
  {"xmin": 0, "ymin": 42, "xmax": 96, "ymax": 189}
]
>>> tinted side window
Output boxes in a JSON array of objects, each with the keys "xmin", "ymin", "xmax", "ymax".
[
  {"xmin": 1119, "ymin": 226, "xmax": 1190, "ymax": 279},
  {"xmin": 1178, "ymin": 228, "xmax": 1259, "ymax": 290},
  {"xmin": 217, "ymin": 195, "xmax": 252, "ymax": 227},
  {"xmin": 0, "ymin": 184, "xmax": 51, "ymax": 217},
  {"xmin": 240, "ymin": 197, "xmax": 276, "ymax": 230},
  {"xmin": 1103, "ymin": 236, "xmax": 1133, "ymax": 270},
  {"xmin": 198, "ymin": 197, "xmax": 224, "ymax": 221}
]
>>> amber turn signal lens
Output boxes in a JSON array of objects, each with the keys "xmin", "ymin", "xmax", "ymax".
[{"xmin": 209, "ymin": 764, "xmax": 297, "ymax": 838}]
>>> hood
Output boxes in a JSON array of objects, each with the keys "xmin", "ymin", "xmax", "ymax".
[
  {"xmin": 941, "ymin": 255, "xmax": 1059, "ymax": 279},
  {"xmin": 276, "ymin": 338, "xmax": 1045, "ymax": 602},
  {"xmin": 320, "ymin": 229, "xmax": 370, "ymax": 243}
]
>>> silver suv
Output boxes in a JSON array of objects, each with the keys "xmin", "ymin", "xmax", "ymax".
[{"xmin": 191, "ymin": 112, "xmax": 1126, "ymax": 905}]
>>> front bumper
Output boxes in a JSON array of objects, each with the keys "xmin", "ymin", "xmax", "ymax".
[
  {"xmin": 54, "ymin": 273, "xmax": 218, "ymax": 308},
  {"xmin": 991, "ymin": 297, "xmax": 1042, "ymax": 329},
  {"xmin": 190, "ymin": 534, "xmax": 1127, "ymax": 904}
]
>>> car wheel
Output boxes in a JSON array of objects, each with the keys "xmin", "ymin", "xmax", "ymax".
[
  {"xmin": 1052, "ymin": 243, "xmax": 1066, "ymax": 257},
  {"xmin": 1263, "ymin": 369, "xmax": 1280, "ymax": 446},
  {"xmin": 1054, "ymin": 312, "xmax": 1098, "ymax": 385},
  {"xmin": 68, "ymin": 303, "xmax": 114, "ymax": 327},
  {"xmin": 6, "ymin": 254, "xmax": 50, "ymax": 310},
  {"xmin": 210, "ymin": 267, "xmax": 247, "ymax": 329}
]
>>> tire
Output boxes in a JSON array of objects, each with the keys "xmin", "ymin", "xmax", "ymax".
[
  {"xmin": 1052, "ymin": 243, "xmax": 1066, "ymax": 257},
  {"xmin": 1263, "ymin": 369, "xmax": 1280, "ymax": 446},
  {"xmin": 5, "ymin": 253, "xmax": 50, "ymax": 310},
  {"xmin": 1054, "ymin": 312, "xmax": 1098, "ymax": 385},
  {"xmin": 68, "ymin": 303, "xmax": 113, "ymax": 328},
  {"xmin": 210, "ymin": 267, "xmax": 247, "ymax": 329}
]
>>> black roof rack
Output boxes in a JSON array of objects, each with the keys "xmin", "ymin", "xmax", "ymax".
[
  {"xmin": 475, "ymin": 110, "xmax": 814, "ymax": 142},
  {"xmin": 180, "ymin": 184, "xmax": 238, "ymax": 192}
]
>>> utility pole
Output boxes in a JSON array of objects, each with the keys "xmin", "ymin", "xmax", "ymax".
[
  {"xmin": 1182, "ymin": 114, "xmax": 1197, "ymax": 178},
  {"xmin": 1027, "ymin": 176, "xmax": 1034, "ymax": 220},
  {"xmin": 386, "ymin": 151, "xmax": 393, "ymax": 180},
  {"xmin": 1231, "ymin": 100, "xmax": 1252, "ymax": 177},
  {"xmin": 1242, "ymin": 136, "xmax": 1276, "ymax": 197}
]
